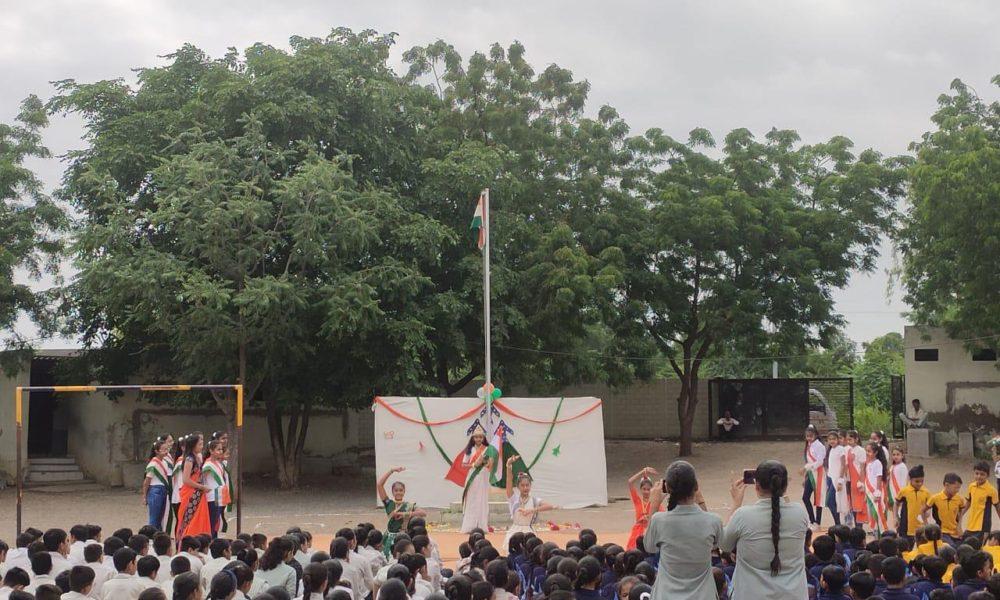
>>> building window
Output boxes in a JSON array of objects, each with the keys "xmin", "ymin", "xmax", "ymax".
[
  {"xmin": 914, "ymin": 348, "xmax": 939, "ymax": 361},
  {"xmin": 972, "ymin": 348, "xmax": 998, "ymax": 362}
]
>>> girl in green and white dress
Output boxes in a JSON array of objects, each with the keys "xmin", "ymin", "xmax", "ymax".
[
  {"xmin": 503, "ymin": 455, "xmax": 556, "ymax": 549},
  {"xmin": 377, "ymin": 466, "xmax": 426, "ymax": 559}
]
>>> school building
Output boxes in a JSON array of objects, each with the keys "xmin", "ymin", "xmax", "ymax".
[
  {"xmin": 903, "ymin": 325, "xmax": 1000, "ymax": 427},
  {"xmin": 0, "ymin": 350, "xmax": 710, "ymax": 488}
]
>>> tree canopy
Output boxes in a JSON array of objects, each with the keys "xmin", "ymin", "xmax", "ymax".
[
  {"xmin": 0, "ymin": 95, "xmax": 66, "ymax": 367},
  {"xmin": 896, "ymin": 76, "xmax": 1000, "ymax": 348}
]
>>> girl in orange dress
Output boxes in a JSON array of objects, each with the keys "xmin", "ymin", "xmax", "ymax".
[
  {"xmin": 626, "ymin": 466, "xmax": 661, "ymax": 550},
  {"xmin": 175, "ymin": 433, "xmax": 212, "ymax": 541}
]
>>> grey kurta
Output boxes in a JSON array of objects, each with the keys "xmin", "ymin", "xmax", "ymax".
[
  {"xmin": 719, "ymin": 498, "xmax": 809, "ymax": 600},
  {"xmin": 645, "ymin": 504, "xmax": 724, "ymax": 600}
]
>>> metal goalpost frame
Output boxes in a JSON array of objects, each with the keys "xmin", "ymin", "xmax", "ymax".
[{"xmin": 13, "ymin": 384, "xmax": 244, "ymax": 535}]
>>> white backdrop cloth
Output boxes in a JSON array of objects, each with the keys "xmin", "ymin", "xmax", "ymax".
[{"xmin": 373, "ymin": 396, "xmax": 608, "ymax": 509}]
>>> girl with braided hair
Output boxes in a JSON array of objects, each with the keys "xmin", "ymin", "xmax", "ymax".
[
  {"xmin": 721, "ymin": 460, "xmax": 809, "ymax": 600},
  {"xmin": 643, "ymin": 460, "xmax": 722, "ymax": 599}
]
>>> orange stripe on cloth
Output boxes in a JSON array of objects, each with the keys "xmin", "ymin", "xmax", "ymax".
[
  {"xmin": 493, "ymin": 399, "xmax": 603, "ymax": 424},
  {"xmin": 373, "ymin": 396, "xmax": 484, "ymax": 426}
]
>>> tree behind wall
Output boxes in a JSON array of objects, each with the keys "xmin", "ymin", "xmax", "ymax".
[
  {"xmin": 581, "ymin": 128, "xmax": 908, "ymax": 455},
  {"xmin": 0, "ymin": 95, "xmax": 66, "ymax": 372},
  {"xmin": 896, "ymin": 76, "xmax": 1000, "ymax": 347}
]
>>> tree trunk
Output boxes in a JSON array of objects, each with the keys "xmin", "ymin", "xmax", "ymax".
[{"xmin": 264, "ymin": 386, "xmax": 311, "ymax": 489}]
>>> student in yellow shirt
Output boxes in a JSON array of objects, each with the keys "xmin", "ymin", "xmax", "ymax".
[
  {"xmin": 902, "ymin": 525, "xmax": 925, "ymax": 561},
  {"xmin": 984, "ymin": 531, "xmax": 1000, "ymax": 568},
  {"xmin": 962, "ymin": 460, "xmax": 1000, "ymax": 540},
  {"xmin": 915, "ymin": 523, "xmax": 947, "ymax": 557},
  {"xmin": 895, "ymin": 464, "xmax": 930, "ymax": 540},
  {"xmin": 923, "ymin": 472, "xmax": 966, "ymax": 546}
]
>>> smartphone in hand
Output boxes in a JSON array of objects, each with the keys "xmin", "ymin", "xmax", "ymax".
[{"xmin": 742, "ymin": 469, "xmax": 756, "ymax": 484}]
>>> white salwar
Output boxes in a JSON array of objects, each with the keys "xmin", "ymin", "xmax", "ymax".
[{"xmin": 460, "ymin": 456, "xmax": 491, "ymax": 533}]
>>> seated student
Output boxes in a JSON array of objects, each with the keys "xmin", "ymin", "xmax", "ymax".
[
  {"xmin": 31, "ymin": 583, "xmax": 63, "ymax": 600},
  {"xmin": 62, "ymin": 565, "xmax": 96, "ymax": 599},
  {"xmin": 905, "ymin": 528, "xmax": 927, "ymax": 562},
  {"xmin": 41, "ymin": 529, "xmax": 73, "ymax": 577},
  {"xmin": 846, "ymin": 528, "xmax": 868, "ymax": 564},
  {"xmin": 102, "ymin": 537, "xmax": 124, "ymax": 569},
  {"xmin": 200, "ymin": 538, "xmax": 232, "ymax": 590},
  {"xmin": 927, "ymin": 590, "xmax": 957, "ymax": 600},
  {"xmin": 811, "ymin": 536, "xmax": 839, "ymax": 586},
  {"xmin": 84, "ymin": 543, "xmax": 113, "ymax": 597},
  {"xmin": 0, "ymin": 566, "xmax": 31, "ymax": 596},
  {"xmin": 879, "ymin": 557, "xmax": 919, "ymax": 600},
  {"xmin": 880, "ymin": 536, "xmax": 901, "ymax": 558},
  {"xmin": 818, "ymin": 565, "xmax": 851, "ymax": 600},
  {"xmin": 102, "ymin": 547, "xmax": 148, "ymax": 600},
  {"xmin": 26, "ymin": 551, "xmax": 56, "ymax": 594},
  {"xmin": 150, "ymin": 534, "xmax": 173, "ymax": 584},
  {"xmin": 176, "ymin": 537, "xmax": 204, "ymax": 576},
  {"xmin": 849, "ymin": 571, "xmax": 877, "ymax": 600},
  {"xmin": 170, "ymin": 572, "xmax": 201, "ymax": 600},
  {"xmin": 940, "ymin": 545, "xmax": 959, "ymax": 584},
  {"xmin": 913, "ymin": 556, "xmax": 951, "ymax": 599},
  {"xmin": 953, "ymin": 551, "xmax": 993, "ymax": 600},
  {"xmin": 983, "ymin": 532, "xmax": 1000, "ymax": 570},
  {"xmin": 918, "ymin": 525, "xmax": 947, "ymax": 558},
  {"xmin": 867, "ymin": 554, "xmax": 888, "ymax": 597},
  {"xmin": 159, "ymin": 555, "xmax": 191, "ymax": 597},
  {"xmin": 136, "ymin": 555, "xmax": 161, "ymax": 591}
]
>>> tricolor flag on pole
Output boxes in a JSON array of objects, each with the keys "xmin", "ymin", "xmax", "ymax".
[{"xmin": 471, "ymin": 190, "xmax": 487, "ymax": 250}]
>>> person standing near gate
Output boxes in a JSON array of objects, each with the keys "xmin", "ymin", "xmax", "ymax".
[{"xmin": 800, "ymin": 425, "xmax": 827, "ymax": 528}]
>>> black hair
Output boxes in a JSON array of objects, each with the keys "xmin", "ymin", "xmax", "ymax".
[
  {"xmin": 755, "ymin": 460, "xmax": 788, "ymax": 576},
  {"xmin": 170, "ymin": 555, "xmax": 191, "ymax": 576},
  {"xmin": 944, "ymin": 472, "xmax": 963, "ymax": 485},
  {"xmin": 113, "ymin": 547, "xmax": 137, "ymax": 572},
  {"xmin": 2, "ymin": 567, "xmax": 30, "ymax": 588},
  {"xmin": 923, "ymin": 556, "xmax": 948, "ymax": 582},
  {"xmin": 813, "ymin": 535, "xmax": 836, "ymax": 561},
  {"xmin": 865, "ymin": 441, "xmax": 888, "ymax": 482},
  {"xmin": 975, "ymin": 460, "xmax": 992, "ymax": 474},
  {"xmin": 260, "ymin": 537, "xmax": 293, "ymax": 571},
  {"xmin": 664, "ymin": 460, "xmax": 698, "ymax": 511},
  {"xmin": 68, "ymin": 565, "xmax": 96, "ymax": 592},
  {"xmin": 209, "ymin": 538, "xmax": 231, "ymax": 558},
  {"xmin": 543, "ymin": 573, "xmax": 574, "ymax": 595},
  {"xmin": 181, "ymin": 433, "xmax": 202, "ymax": 462},
  {"xmin": 172, "ymin": 571, "xmax": 201, "ymax": 600},
  {"xmin": 69, "ymin": 524, "xmax": 89, "ymax": 541},
  {"xmin": 207, "ymin": 570, "xmax": 237, "ymax": 600},
  {"xmin": 848, "ymin": 571, "xmax": 875, "ymax": 598},
  {"xmin": 961, "ymin": 550, "xmax": 992, "ymax": 579},
  {"xmin": 330, "ymin": 537, "xmax": 350, "ymax": 560},
  {"xmin": 83, "ymin": 543, "xmax": 102, "ymax": 563},
  {"xmin": 485, "ymin": 559, "xmax": 508, "ymax": 588},
  {"xmin": 381, "ymin": 578, "xmax": 411, "ymax": 600},
  {"xmin": 301, "ymin": 562, "xmax": 328, "ymax": 596},
  {"xmin": 471, "ymin": 580, "xmax": 494, "ymax": 600},
  {"xmin": 128, "ymin": 534, "xmax": 149, "ymax": 555},
  {"xmin": 137, "ymin": 555, "xmax": 160, "ymax": 578},
  {"xmin": 179, "ymin": 536, "xmax": 199, "ymax": 553},
  {"xmin": 31, "ymin": 551, "xmax": 53, "ymax": 575},
  {"xmin": 224, "ymin": 560, "xmax": 253, "ymax": 589},
  {"xmin": 42, "ymin": 528, "xmax": 67, "ymax": 552},
  {"xmin": 321, "ymin": 559, "xmax": 343, "ymax": 589},
  {"xmin": 821, "ymin": 565, "xmax": 846, "ymax": 593},
  {"xmin": 878, "ymin": 536, "xmax": 899, "ymax": 557},
  {"xmin": 882, "ymin": 556, "xmax": 907, "ymax": 584},
  {"xmin": 444, "ymin": 574, "xmax": 473, "ymax": 600},
  {"xmin": 575, "ymin": 556, "xmax": 603, "ymax": 590},
  {"xmin": 138, "ymin": 588, "xmax": 166, "ymax": 600},
  {"xmin": 925, "ymin": 524, "xmax": 943, "ymax": 556}
]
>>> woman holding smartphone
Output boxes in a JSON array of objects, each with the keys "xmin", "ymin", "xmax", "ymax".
[{"xmin": 644, "ymin": 461, "xmax": 722, "ymax": 600}]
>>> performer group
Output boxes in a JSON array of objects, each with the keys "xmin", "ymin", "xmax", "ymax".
[{"xmin": 141, "ymin": 430, "xmax": 233, "ymax": 540}]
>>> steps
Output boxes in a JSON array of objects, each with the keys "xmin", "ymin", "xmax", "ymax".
[{"xmin": 25, "ymin": 457, "xmax": 92, "ymax": 487}]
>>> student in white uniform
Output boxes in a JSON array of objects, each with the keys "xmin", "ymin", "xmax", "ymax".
[
  {"xmin": 825, "ymin": 430, "xmax": 849, "ymax": 526},
  {"xmin": 298, "ymin": 562, "xmax": 330, "ymax": 600},
  {"xmin": 158, "ymin": 555, "xmax": 192, "ymax": 598},
  {"xmin": 62, "ymin": 565, "xmax": 97, "ymax": 599},
  {"xmin": 200, "ymin": 539, "xmax": 232, "ymax": 591},
  {"xmin": 169, "ymin": 572, "xmax": 201, "ymax": 600},
  {"xmin": 68, "ymin": 526, "xmax": 90, "ymax": 566},
  {"xmin": 26, "ymin": 553, "xmax": 57, "ymax": 594},
  {"xmin": 0, "ymin": 567, "xmax": 31, "ymax": 598},
  {"xmin": 136, "ymin": 555, "xmax": 162, "ymax": 593},
  {"xmin": 83, "ymin": 544, "xmax": 113, "ymax": 597},
  {"xmin": 150, "ymin": 534, "xmax": 173, "ymax": 584},
  {"xmin": 101, "ymin": 548, "xmax": 148, "ymax": 600},
  {"xmin": 1, "ymin": 534, "xmax": 33, "ymax": 577},
  {"xmin": 42, "ymin": 529, "xmax": 74, "ymax": 577},
  {"xmin": 176, "ymin": 537, "xmax": 204, "ymax": 576}
]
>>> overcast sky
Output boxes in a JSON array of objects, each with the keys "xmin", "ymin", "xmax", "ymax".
[{"xmin": 5, "ymin": 0, "xmax": 999, "ymax": 349}]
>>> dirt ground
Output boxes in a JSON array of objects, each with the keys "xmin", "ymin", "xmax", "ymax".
[{"xmin": 0, "ymin": 440, "xmax": 972, "ymax": 550}]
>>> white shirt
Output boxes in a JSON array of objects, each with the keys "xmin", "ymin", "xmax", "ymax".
[
  {"xmin": 258, "ymin": 563, "xmax": 296, "ymax": 597},
  {"xmin": 62, "ymin": 592, "xmax": 92, "ymax": 600},
  {"xmin": 86, "ymin": 561, "xmax": 114, "ymax": 597},
  {"xmin": 200, "ymin": 555, "xmax": 231, "ymax": 590},
  {"xmin": 826, "ymin": 445, "xmax": 846, "ymax": 483},
  {"xmin": 335, "ymin": 558, "xmax": 367, "ymax": 600},
  {"xmin": 101, "ymin": 573, "xmax": 149, "ymax": 600},
  {"xmin": 48, "ymin": 551, "xmax": 75, "ymax": 577},
  {"xmin": 804, "ymin": 439, "xmax": 826, "ymax": 471},
  {"xmin": 2, "ymin": 547, "xmax": 30, "ymax": 575},
  {"xmin": 717, "ymin": 417, "xmax": 740, "ymax": 431},
  {"xmin": 0, "ymin": 586, "xmax": 16, "ymax": 600},
  {"xmin": 358, "ymin": 546, "xmax": 386, "ymax": 574},
  {"xmin": 178, "ymin": 551, "xmax": 204, "ymax": 575},
  {"xmin": 865, "ymin": 459, "xmax": 883, "ymax": 498},
  {"xmin": 69, "ymin": 541, "xmax": 88, "ymax": 565},
  {"xmin": 414, "ymin": 577, "xmax": 433, "ymax": 600},
  {"xmin": 26, "ymin": 573, "xmax": 56, "ymax": 594},
  {"xmin": 349, "ymin": 549, "xmax": 374, "ymax": 596},
  {"xmin": 153, "ymin": 554, "xmax": 173, "ymax": 583}
]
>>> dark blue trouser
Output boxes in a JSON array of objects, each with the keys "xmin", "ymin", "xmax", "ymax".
[{"xmin": 825, "ymin": 476, "xmax": 841, "ymax": 525}]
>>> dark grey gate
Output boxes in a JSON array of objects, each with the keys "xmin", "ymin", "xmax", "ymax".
[{"xmin": 709, "ymin": 377, "xmax": 854, "ymax": 439}]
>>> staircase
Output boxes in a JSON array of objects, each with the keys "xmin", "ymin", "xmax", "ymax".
[{"xmin": 25, "ymin": 457, "xmax": 103, "ymax": 493}]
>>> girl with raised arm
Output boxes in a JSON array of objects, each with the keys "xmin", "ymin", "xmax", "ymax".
[
  {"xmin": 377, "ymin": 466, "xmax": 426, "ymax": 559},
  {"xmin": 503, "ymin": 455, "xmax": 555, "ymax": 548},
  {"xmin": 626, "ymin": 467, "xmax": 660, "ymax": 550},
  {"xmin": 460, "ymin": 426, "xmax": 493, "ymax": 533}
]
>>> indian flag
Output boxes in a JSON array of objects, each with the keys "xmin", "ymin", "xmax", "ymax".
[
  {"xmin": 487, "ymin": 424, "xmax": 529, "ymax": 487},
  {"xmin": 470, "ymin": 190, "xmax": 487, "ymax": 250}
]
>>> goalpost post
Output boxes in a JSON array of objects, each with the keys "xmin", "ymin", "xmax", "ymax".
[{"xmin": 13, "ymin": 384, "xmax": 244, "ymax": 535}]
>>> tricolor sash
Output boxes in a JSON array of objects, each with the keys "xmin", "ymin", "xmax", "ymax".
[
  {"xmin": 887, "ymin": 464, "xmax": 905, "ymax": 507},
  {"xmin": 146, "ymin": 457, "xmax": 174, "ymax": 532},
  {"xmin": 806, "ymin": 445, "xmax": 826, "ymax": 508},
  {"xmin": 864, "ymin": 461, "xmax": 888, "ymax": 534},
  {"xmin": 204, "ymin": 459, "xmax": 230, "ymax": 533}
]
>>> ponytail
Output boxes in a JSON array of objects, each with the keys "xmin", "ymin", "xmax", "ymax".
[
  {"xmin": 302, "ymin": 563, "xmax": 328, "ymax": 595},
  {"xmin": 664, "ymin": 461, "xmax": 698, "ymax": 512},
  {"xmin": 769, "ymin": 474, "xmax": 782, "ymax": 576},
  {"xmin": 754, "ymin": 460, "xmax": 789, "ymax": 577}
]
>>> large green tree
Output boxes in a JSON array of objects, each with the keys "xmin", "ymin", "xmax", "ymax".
[
  {"xmin": 896, "ymin": 77, "xmax": 1000, "ymax": 346},
  {"xmin": 852, "ymin": 331, "xmax": 904, "ymax": 410},
  {"xmin": 582, "ymin": 128, "xmax": 908, "ymax": 454},
  {"xmin": 0, "ymin": 95, "xmax": 66, "ymax": 366}
]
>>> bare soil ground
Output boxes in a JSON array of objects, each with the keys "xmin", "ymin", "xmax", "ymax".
[{"xmin": 1, "ymin": 440, "xmax": 970, "ymax": 549}]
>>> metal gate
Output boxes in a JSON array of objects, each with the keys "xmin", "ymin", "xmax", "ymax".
[
  {"xmin": 709, "ymin": 377, "xmax": 854, "ymax": 439},
  {"xmin": 890, "ymin": 375, "xmax": 906, "ymax": 439}
]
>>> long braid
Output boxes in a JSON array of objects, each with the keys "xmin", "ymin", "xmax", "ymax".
[{"xmin": 769, "ymin": 473, "xmax": 782, "ymax": 576}]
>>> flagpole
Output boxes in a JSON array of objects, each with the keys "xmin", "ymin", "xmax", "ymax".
[{"xmin": 482, "ymin": 188, "xmax": 492, "ymax": 432}]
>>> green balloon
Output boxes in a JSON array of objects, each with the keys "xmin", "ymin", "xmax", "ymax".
[{"xmin": 491, "ymin": 388, "xmax": 502, "ymax": 399}]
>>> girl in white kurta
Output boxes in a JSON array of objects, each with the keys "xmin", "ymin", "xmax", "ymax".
[
  {"xmin": 502, "ymin": 455, "xmax": 556, "ymax": 548},
  {"xmin": 825, "ymin": 430, "xmax": 850, "ymax": 526},
  {"xmin": 460, "ymin": 427, "xmax": 493, "ymax": 533},
  {"xmin": 886, "ymin": 447, "xmax": 908, "ymax": 529},
  {"xmin": 800, "ymin": 425, "xmax": 826, "ymax": 526}
]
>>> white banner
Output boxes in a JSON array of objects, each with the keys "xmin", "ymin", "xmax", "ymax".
[{"xmin": 373, "ymin": 396, "xmax": 608, "ymax": 509}]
